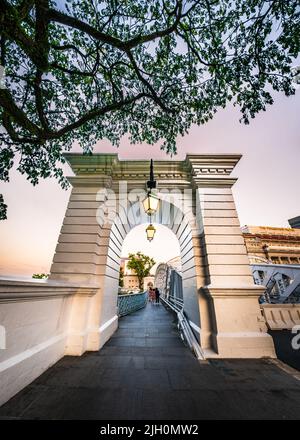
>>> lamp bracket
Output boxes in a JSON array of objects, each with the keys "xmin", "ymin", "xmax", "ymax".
[{"xmin": 147, "ymin": 159, "xmax": 156, "ymax": 190}]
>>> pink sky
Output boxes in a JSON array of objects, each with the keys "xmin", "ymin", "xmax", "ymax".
[{"xmin": 0, "ymin": 90, "xmax": 299, "ymax": 277}]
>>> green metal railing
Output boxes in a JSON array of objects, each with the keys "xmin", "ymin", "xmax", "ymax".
[{"xmin": 117, "ymin": 291, "xmax": 147, "ymax": 317}]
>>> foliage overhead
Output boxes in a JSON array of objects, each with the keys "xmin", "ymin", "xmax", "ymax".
[
  {"xmin": 127, "ymin": 252, "xmax": 155, "ymax": 290},
  {"xmin": 0, "ymin": 0, "xmax": 299, "ymax": 218}
]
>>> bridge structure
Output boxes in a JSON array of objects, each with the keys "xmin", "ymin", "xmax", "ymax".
[
  {"xmin": 252, "ymin": 263, "xmax": 300, "ymax": 303},
  {"xmin": 155, "ymin": 262, "xmax": 183, "ymax": 310},
  {"xmin": 0, "ymin": 153, "xmax": 276, "ymax": 406}
]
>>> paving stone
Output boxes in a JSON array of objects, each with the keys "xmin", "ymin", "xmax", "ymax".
[{"xmin": 1, "ymin": 303, "xmax": 300, "ymax": 420}]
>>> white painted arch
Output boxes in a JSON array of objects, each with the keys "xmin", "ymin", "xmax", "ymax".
[
  {"xmin": 102, "ymin": 197, "xmax": 201, "ymax": 337},
  {"xmin": 49, "ymin": 153, "xmax": 276, "ymax": 359}
]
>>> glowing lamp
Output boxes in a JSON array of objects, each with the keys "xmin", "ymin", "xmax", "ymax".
[
  {"xmin": 146, "ymin": 223, "xmax": 156, "ymax": 242},
  {"xmin": 142, "ymin": 192, "xmax": 159, "ymax": 216}
]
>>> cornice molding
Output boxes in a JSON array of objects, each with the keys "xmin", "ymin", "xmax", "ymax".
[
  {"xmin": 0, "ymin": 278, "xmax": 98, "ymax": 302},
  {"xmin": 191, "ymin": 176, "xmax": 238, "ymax": 188},
  {"xmin": 201, "ymin": 284, "xmax": 265, "ymax": 299},
  {"xmin": 63, "ymin": 153, "xmax": 242, "ymax": 184},
  {"xmin": 67, "ymin": 175, "xmax": 113, "ymax": 188},
  {"xmin": 185, "ymin": 154, "xmax": 241, "ymax": 177}
]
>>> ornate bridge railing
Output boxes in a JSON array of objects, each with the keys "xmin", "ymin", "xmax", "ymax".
[
  {"xmin": 117, "ymin": 292, "xmax": 147, "ymax": 317},
  {"xmin": 252, "ymin": 264, "xmax": 300, "ymax": 303},
  {"xmin": 261, "ymin": 303, "xmax": 300, "ymax": 330}
]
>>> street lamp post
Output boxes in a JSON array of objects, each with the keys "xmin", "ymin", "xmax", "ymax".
[{"xmin": 143, "ymin": 159, "xmax": 159, "ymax": 241}]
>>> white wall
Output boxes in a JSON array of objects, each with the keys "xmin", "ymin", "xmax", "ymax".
[{"xmin": 0, "ymin": 278, "xmax": 96, "ymax": 406}]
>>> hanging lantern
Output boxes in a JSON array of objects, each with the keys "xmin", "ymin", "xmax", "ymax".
[
  {"xmin": 146, "ymin": 223, "xmax": 156, "ymax": 241},
  {"xmin": 142, "ymin": 192, "xmax": 159, "ymax": 216}
]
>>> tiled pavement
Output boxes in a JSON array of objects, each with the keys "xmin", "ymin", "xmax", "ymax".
[{"xmin": 1, "ymin": 303, "xmax": 300, "ymax": 420}]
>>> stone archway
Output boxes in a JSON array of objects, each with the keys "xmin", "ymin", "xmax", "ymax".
[
  {"xmin": 101, "ymin": 197, "xmax": 201, "ymax": 343},
  {"xmin": 49, "ymin": 153, "xmax": 275, "ymax": 359}
]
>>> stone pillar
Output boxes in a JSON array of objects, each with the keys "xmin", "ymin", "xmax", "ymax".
[
  {"xmin": 49, "ymin": 176, "xmax": 118, "ymax": 355},
  {"xmin": 190, "ymin": 166, "xmax": 275, "ymax": 358}
]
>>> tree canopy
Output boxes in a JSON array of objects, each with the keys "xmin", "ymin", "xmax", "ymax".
[
  {"xmin": 0, "ymin": 0, "xmax": 299, "ymax": 218},
  {"xmin": 127, "ymin": 252, "xmax": 155, "ymax": 290}
]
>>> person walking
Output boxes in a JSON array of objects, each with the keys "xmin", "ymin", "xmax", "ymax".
[
  {"xmin": 155, "ymin": 287, "xmax": 160, "ymax": 305},
  {"xmin": 149, "ymin": 287, "xmax": 155, "ymax": 303}
]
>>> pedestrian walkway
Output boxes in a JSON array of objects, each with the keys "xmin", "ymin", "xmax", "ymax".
[{"xmin": 1, "ymin": 303, "xmax": 300, "ymax": 419}]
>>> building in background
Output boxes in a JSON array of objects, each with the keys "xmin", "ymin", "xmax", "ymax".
[
  {"xmin": 120, "ymin": 258, "xmax": 139, "ymax": 291},
  {"xmin": 143, "ymin": 276, "xmax": 154, "ymax": 291},
  {"xmin": 242, "ymin": 225, "xmax": 300, "ymax": 265},
  {"xmin": 120, "ymin": 258, "xmax": 154, "ymax": 292}
]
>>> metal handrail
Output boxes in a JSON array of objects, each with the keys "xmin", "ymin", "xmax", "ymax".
[
  {"xmin": 160, "ymin": 295, "xmax": 181, "ymax": 312},
  {"xmin": 160, "ymin": 296, "xmax": 205, "ymax": 360},
  {"xmin": 168, "ymin": 296, "xmax": 184, "ymax": 306}
]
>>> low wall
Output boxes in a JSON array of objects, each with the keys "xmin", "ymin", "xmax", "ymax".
[
  {"xmin": 0, "ymin": 278, "xmax": 97, "ymax": 406},
  {"xmin": 261, "ymin": 304, "xmax": 300, "ymax": 330},
  {"xmin": 117, "ymin": 292, "xmax": 147, "ymax": 317}
]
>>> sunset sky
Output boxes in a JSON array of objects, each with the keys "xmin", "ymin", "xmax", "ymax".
[{"xmin": 0, "ymin": 89, "xmax": 299, "ymax": 277}]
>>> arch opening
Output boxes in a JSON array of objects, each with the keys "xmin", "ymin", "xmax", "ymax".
[{"xmin": 101, "ymin": 199, "xmax": 201, "ymax": 342}]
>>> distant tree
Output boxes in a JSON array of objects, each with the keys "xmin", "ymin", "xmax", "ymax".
[
  {"xmin": 119, "ymin": 266, "xmax": 124, "ymax": 288},
  {"xmin": 127, "ymin": 252, "xmax": 155, "ymax": 291},
  {"xmin": 0, "ymin": 195, "xmax": 7, "ymax": 220},
  {"xmin": 0, "ymin": 1, "xmax": 299, "ymax": 218},
  {"xmin": 32, "ymin": 273, "xmax": 49, "ymax": 279}
]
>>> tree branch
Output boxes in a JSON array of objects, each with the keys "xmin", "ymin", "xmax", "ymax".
[
  {"xmin": 34, "ymin": 69, "xmax": 49, "ymax": 130},
  {"xmin": 0, "ymin": 88, "xmax": 43, "ymax": 136},
  {"xmin": 53, "ymin": 93, "xmax": 147, "ymax": 138},
  {"xmin": 126, "ymin": 50, "xmax": 173, "ymax": 113},
  {"xmin": 47, "ymin": 1, "xmax": 183, "ymax": 51},
  {"xmin": 0, "ymin": 0, "xmax": 49, "ymax": 70},
  {"xmin": 47, "ymin": 8, "xmax": 127, "ymax": 50}
]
